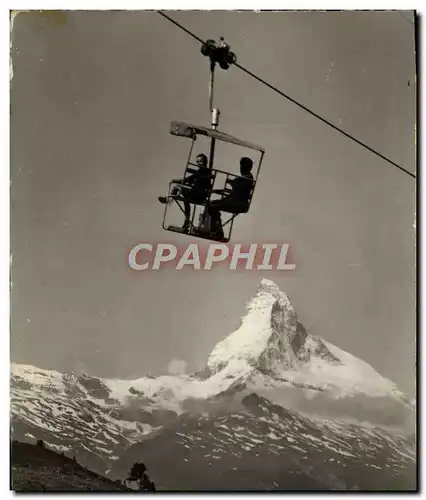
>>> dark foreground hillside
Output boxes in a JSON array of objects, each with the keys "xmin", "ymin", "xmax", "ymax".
[{"xmin": 10, "ymin": 441, "xmax": 130, "ymax": 491}]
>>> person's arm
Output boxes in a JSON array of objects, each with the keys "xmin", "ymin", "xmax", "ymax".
[{"xmin": 172, "ymin": 173, "xmax": 195, "ymax": 185}]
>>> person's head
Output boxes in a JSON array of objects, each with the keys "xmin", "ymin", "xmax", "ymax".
[
  {"xmin": 240, "ymin": 157, "xmax": 253, "ymax": 175},
  {"xmin": 196, "ymin": 154, "xmax": 208, "ymax": 167}
]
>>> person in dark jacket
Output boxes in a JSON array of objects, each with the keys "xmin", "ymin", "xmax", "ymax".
[
  {"xmin": 208, "ymin": 157, "xmax": 255, "ymax": 238},
  {"xmin": 158, "ymin": 153, "xmax": 212, "ymax": 231}
]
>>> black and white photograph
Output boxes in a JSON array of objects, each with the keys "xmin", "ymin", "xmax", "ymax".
[{"xmin": 9, "ymin": 9, "xmax": 417, "ymax": 491}]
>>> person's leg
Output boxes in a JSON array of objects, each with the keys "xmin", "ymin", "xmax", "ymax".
[
  {"xmin": 182, "ymin": 188, "xmax": 209, "ymax": 227},
  {"xmin": 208, "ymin": 206, "xmax": 224, "ymax": 237},
  {"xmin": 158, "ymin": 184, "xmax": 181, "ymax": 204},
  {"xmin": 171, "ymin": 185, "xmax": 181, "ymax": 196},
  {"xmin": 182, "ymin": 200, "xmax": 191, "ymax": 219},
  {"xmin": 179, "ymin": 187, "xmax": 194, "ymax": 230}
]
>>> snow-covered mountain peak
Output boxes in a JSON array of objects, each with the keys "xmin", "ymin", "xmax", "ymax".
[
  {"xmin": 206, "ymin": 279, "xmax": 410, "ymax": 405},
  {"xmin": 254, "ymin": 278, "xmax": 282, "ymax": 298},
  {"xmin": 207, "ymin": 278, "xmax": 300, "ymax": 375},
  {"xmin": 248, "ymin": 278, "xmax": 293, "ymax": 312}
]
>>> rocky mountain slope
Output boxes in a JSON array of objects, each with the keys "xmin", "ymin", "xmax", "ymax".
[
  {"xmin": 11, "ymin": 440, "xmax": 130, "ymax": 491},
  {"xmin": 110, "ymin": 393, "xmax": 415, "ymax": 490},
  {"xmin": 10, "ymin": 279, "xmax": 416, "ymax": 490}
]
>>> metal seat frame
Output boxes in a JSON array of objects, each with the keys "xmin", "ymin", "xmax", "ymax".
[{"xmin": 162, "ymin": 122, "xmax": 265, "ymax": 243}]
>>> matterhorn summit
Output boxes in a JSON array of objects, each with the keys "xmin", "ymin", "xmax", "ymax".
[
  {"xmin": 208, "ymin": 278, "xmax": 299, "ymax": 374},
  {"xmin": 207, "ymin": 279, "xmax": 406, "ymax": 404}
]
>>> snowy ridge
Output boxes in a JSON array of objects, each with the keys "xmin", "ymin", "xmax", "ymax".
[
  {"xmin": 12, "ymin": 280, "xmax": 411, "ymax": 415},
  {"xmin": 11, "ymin": 364, "xmax": 163, "ymax": 474}
]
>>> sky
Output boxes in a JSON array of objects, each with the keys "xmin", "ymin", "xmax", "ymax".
[{"xmin": 10, "ymin": 10, "xmax": 416, "ymax": 395}]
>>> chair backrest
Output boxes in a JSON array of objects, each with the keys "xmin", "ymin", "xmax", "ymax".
[{"xmin": 224, "ymin": 174, "xmax": 255, "ymax": 204}]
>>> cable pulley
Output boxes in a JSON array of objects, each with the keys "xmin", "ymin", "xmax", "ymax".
[{"xmin": 201, "ymin": 37, "xmax": 237, "ymax": 70}]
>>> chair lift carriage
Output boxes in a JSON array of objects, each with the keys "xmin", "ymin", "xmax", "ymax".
[{"xmin": 161, "ymin": 37, "xmax": 266, "ymax": 243}]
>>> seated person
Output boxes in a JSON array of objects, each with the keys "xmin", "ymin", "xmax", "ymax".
[
  {"xmin": 208, "ymin": 157, "xmax": 255, "ymax": 237},
  {"xmin": 158, "ymin": 153, "xmax": 213, "ymax": 231}
]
